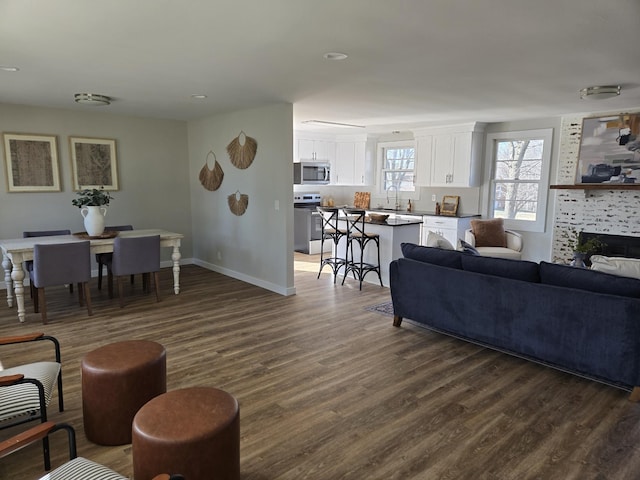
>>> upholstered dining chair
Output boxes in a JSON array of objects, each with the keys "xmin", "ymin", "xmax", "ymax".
[
  {"xmin": 95, "ymin": 225, "xmax": 134, "ymax": 291},
  {"xmin": 0, "ymin": 333, "xmax": 64, "ymax": 470},
  {"xmin": 30, "ymin": 241, "xmax": 93, "ymax": 324},
  {"xmin": 107, "ymin": 235, "xmax": 161, "ymax": 307},
  {"xmin": 23, "ymin": 230, "xmax": 72, "ymax": 298},
  {"xmin": 0, "ymin": 421, "xmax": 185, "ymax": 479}
]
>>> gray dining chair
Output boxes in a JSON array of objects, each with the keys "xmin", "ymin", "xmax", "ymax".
[
  {"xmin": 107, "ymin": 235, "xmax": 161, "ymax": 307},
  {"xmin": 30, "ymin": 241, "xmax": 93, "ymax": 324},
  {"xmin": 95, "ymin": 225, "xmax": 134, "ymax": 290},
  {"xmin": 23, "ymin": 230, "xmax": 72, "ymax": 298}
]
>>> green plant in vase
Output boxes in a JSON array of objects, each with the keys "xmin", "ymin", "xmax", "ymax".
[
  {"xmin": 561, "ymin": 228, "xmax": 605, "ymax": 267},
  {"xmin": 72, "ymin": 187, "xmax": 114, "ymax": 236},
  {"xmin": 72, "ymin": 187, "xmax": 114, "ymax": 208}
]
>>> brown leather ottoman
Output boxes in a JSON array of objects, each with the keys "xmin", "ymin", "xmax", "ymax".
[
  {"xmin": 132, "ymin": 387, "xmax": 240, "ymax": 480},
  {"xmin": 81, "ymin": 340, "xmax": 166, "ymax": 445}
]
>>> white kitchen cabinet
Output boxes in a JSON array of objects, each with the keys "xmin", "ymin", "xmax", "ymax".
[
  {"xmin": 333, "ymin": 138, "xmax": 367, "ymax": 185},
  {"xmin": 414, "ymin": 134, "xmax": 433, "ymax": 187},
  {"xmin": 412, "ymin": 123, "xmax": 485, "ymax": 187},
  {"xmin": 421, "ymin": 215, "xmax": 474, "ymax": 248},
  {"xmin": 295, "ymin": 134, "xmax": 335, "ymax": 163}
]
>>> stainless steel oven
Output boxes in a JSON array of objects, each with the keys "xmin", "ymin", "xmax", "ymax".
[{"xmin": 294, "ymin": 193, "xmax": 324, "ymax": 253}]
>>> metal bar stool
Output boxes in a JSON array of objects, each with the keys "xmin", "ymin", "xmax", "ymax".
[
  {"xmin": 316, "ymin": 206, "xmax": 347, "ymax": 282},
  {"xmin": 341, "ymin": 208, "xmax": 383, "ymax": 290}
]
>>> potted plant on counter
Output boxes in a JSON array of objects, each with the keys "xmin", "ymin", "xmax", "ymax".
[
  {"xmin": 72, "ymin": 187, "xmax": 114, "ymax": 237},
  {"xmin": 562, "ymin": 228, "xmax": 605, "ymax": 267}
]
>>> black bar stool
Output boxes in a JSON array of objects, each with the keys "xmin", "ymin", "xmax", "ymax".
[
  {"xmin": 341, "ymin": 208, "xmax": 383, "ymax": 290},
  {"xmin": 316, "ymin": 206, "xmax": 347, "ymax": 282}
]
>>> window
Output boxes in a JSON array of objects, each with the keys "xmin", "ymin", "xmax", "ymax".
[
  {"xmin": 486, "ymin": 129, "xmax": 552, "ymax": 232},
  {"xmin": 379, "ymin": 142, "xmax": 415, "ymax": 193}
]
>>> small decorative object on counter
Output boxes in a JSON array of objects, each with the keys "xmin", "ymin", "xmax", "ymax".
[
  {"xmin": 407, "ymin": 199, "xmax": 412, "ymax": 212},
  {"xmin": 435, "ymin": 202, "xmax": 441, "ymax": 215},
  {"xmin": 327, "ymin": 196, "xmax": 334, "ymax": 207}
]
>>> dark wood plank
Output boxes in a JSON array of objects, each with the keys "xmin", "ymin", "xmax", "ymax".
[{"xmin": 1, "ymin": 255, "xmax": 639, "ymax": 479}]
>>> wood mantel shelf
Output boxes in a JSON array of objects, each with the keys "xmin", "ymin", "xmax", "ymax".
[{"xmin": 550, "ymin": 184, "xmax": 640, "ymax": 190}]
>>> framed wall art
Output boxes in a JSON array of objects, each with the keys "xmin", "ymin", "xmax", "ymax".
[
  {"xmin": 2, "ymin": 132, "xmax": 61, "ymax": 192},
  {"xmin": 440, "ymin": 195, "xmax": 460, "ymax": 216},
  {"xmin": 69, "ymin": 136, "xmax": 119, "ymax": 190},
  {"xmin": 576, "ymin": 113, "xmax": 640, "ymax": 184}
]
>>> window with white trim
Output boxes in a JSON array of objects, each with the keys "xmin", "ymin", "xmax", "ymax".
[
  {"xmin": 486, "ymin": 129, "xmax": 553, "ymax": 232},
  {"xmin": 379, "ymin": 142, "xmax": 416, "ymax": 193}
]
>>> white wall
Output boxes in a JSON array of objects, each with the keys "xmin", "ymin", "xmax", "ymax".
[
  {"xmin": 187, "ymin": 103, "xmax": 295, "ymax": 295},
  {"xmin": 0, "ymin": 103, "xmax": 192, "ymax": 261}
]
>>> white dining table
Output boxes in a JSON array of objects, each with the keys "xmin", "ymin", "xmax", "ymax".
[{"xmin": 0, "ymin": 229, "xmax": 184, "ymax": 323}]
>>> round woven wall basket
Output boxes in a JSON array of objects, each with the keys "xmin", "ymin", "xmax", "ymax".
[
  {"xmin": 227, "ymin": 131, "xmax": 257, "ymax": 170},
  {"xmin": 199, "ymin": 151, "xmax": 224, "ymax": 191},
  {"xmin": 228, "ymin": 191, "xmax": 249, "ymax": 216}
]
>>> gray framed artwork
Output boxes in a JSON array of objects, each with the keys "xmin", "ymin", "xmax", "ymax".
[
  {"xmin": 2, "ymin": 132, "xmax": 61, "ymax": 192},
  {"xmin": 69, "ymin": 136, "xmax": 119, "ymax": 190}
]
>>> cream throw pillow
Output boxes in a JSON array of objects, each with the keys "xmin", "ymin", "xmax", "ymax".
[
  {"xmin": 590, "ymin": 255, "xmax": 640, "ymax": 280},
  {"xmin": 426, "ymin": 231, "xmax": 455, "ymax": 250}
]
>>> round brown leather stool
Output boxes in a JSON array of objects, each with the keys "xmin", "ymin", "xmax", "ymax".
[
  {"xmin": 81, "ymin": 340, "xmax": 166, "ymax": 445},
  {"xmin": 132, "ymin": 387, "xmax": 240, "ymax": 480}
]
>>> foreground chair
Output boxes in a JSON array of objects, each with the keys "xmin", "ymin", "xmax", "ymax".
[
  {"xmin": 107, "ymin": 235, "xmax": 161, "ymax": 307},
  {"xmin": 0, "ymin": 421, "xmax": 184, "ymax": 479},
  {"xmin": 0, "ymin": 333, "xmax": 63, "ymax": 470},
  {"xmin": 30, "ymin": 241, "xmax": 93, "ymax": 324},
  {"xmin": 96, "ymin": 225, "xmax": 134, "ymax": 290}
]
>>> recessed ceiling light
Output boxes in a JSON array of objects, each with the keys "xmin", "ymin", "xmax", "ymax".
[
  {"xmin": 0, "ymin": 66, "xmax": 19, "ymax": 72},
  {"xmin": 579, "ymin": 85, "xmax": 621, "ymax": 100},
  {"xmin": 74, "ymin": 93, "xmax": 111, "ymax": 106},
  {"xmin": 191, "ymin": 94, "xmax": 207, "ymax": 99},
  {"xmin": 323, "ymin": 52, "xmax": 348, "ymax": 61},
  {"xmin": 302, "ymin": 120, "xmax": 365, "ymax": 128}
]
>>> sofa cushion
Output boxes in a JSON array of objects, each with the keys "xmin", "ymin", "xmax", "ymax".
[
  {"xmin": 401, "ymin": 243, "xmax": 463, "ymax": 269},
  {"xmin": 426, "ymin": 231, "xmax": 455, "ymax": 250},
  {"xmin": 458, "ymin": 239, "xmax": 480, "ymax": 256},
  {"xmin": 590, "ymin": 255, "xmax": 640, "ymax": 280},
  {"xmin": 539, "ymin": 261, "xmax": 640, "ymax": 298},
  {"xmin": 461, "ymin": 255, "xmax": 540, "ymax": 282},
  {"xmin": 471, "ymin": 218, "xmax": 507, "ymax": 247}
]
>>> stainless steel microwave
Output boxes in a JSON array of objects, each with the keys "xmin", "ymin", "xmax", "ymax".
[{"xmin": 293, "ymin": 162, "xmax": 331, "ymax": 185}]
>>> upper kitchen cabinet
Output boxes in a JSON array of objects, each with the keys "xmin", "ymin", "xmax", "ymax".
[
  {"xmin": 413, "ymin": 123, "xmax": 486, "ymax": 187},
  {"xmin": 294, "ymin": 132, "xmax": 336, "ymax": 163},
  {"xmin": 333, "ymin": 135, "xmax": 368, "ymax": 185}
]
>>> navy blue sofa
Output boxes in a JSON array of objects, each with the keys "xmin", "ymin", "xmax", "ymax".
[{"xmin": 389, "ymin": 244, "xmax": 640, "ymax": 398}]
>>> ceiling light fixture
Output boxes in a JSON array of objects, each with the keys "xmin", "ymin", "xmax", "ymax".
[
  {"xmin": 579, "ymin": 85, "xmax": 621, "ymax": 100},
  {"xmin": 323, "ymin": 52, "xmax": 348, "ymax": 61},
  {"xmin": 191, "ymin": 94, "xmax": 207, "ymax": 99},
  {"xmin": 0, "ymin": 66, "xmax": 19, "ymax": 72},
  {"xmin": 302, "ymin": 120, "xmax": 365, "ymax": 129},
  {"xmin": 74, "ymin": 93, "xmax": 111, "ymax": 106}
]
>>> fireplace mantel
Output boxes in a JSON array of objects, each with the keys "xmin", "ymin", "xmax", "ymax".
[{"xmin": 550, "ymin": 184, "xmax": 640, "ymax": 190}]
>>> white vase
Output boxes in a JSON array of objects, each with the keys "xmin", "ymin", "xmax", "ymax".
[{"xmin": 81, "ymin": 205, "xmax": 107, "ymax": 236}]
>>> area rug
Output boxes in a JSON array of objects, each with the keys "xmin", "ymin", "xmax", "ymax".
[{"xmin": 365, "ymin": 301, "xmax": 394, "ymax": 317}]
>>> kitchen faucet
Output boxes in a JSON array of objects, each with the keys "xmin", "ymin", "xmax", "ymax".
[{"xmin": 386, "ymin": 184, "xmax": 400, "ymax": 210}]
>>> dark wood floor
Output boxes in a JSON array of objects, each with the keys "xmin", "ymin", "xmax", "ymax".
[{"xmin": 2, "ymin": 254, "xmax": 640, "ymax": 479}]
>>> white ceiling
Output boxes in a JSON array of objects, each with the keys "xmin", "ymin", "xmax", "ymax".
[{"xmin": 1, "ymin": 0, "xmax": 639, "ymax": 134}]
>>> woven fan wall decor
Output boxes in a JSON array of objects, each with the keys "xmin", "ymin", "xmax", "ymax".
[
  {"xmin": 228, "ymin": 190, "xmax": 249, "ymax": 216},
  {"xmin": 226, "ymin": 131, "xmax": 257, "ymax": 169},
  {"xmin": 199, "ymin": 151, "xmax": 224, "ymax": 191}
]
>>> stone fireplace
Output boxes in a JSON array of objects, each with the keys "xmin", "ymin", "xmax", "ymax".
[{"xmin": 552, "ymin": 115, "xmax": 640, "ymax": 263}]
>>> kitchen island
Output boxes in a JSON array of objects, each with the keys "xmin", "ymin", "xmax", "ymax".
[{"xmin": 334, "ymin": 216, "xmax": 421, "ymax": 287}]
